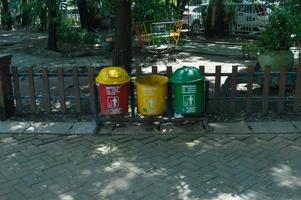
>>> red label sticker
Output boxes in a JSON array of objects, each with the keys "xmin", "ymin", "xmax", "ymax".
[{"xmin": 107, "ymin": 97, "xmax": 119, "ymax": 109}]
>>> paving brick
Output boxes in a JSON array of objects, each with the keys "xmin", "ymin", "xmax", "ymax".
[
  {"xmin": 210, "ymin": 123, "xmax": 252, "ymax": 134},
  {"xmin": 3, "ymin": 190, "xmax": 27, "ymax": 200},
  {"xmin": 0, "ymin": 121, "xmax": 30, "ymax": 134},
  {"xmin": 160, "ymin": 122, "xmax": 205, "ymax": 134},
  {"xmin": 68, "ymin": 122, "xmax": 95, "ymax": 134},
  {"xmin": 0, "ymin": 133, "xmax": 300, "ymax": 200},
  {"xmin": 249, "ymin": 122, "xmax": 299, "ymax": 134},
  {"xmin": 291, "ymin": 121, "xmax": 301, "ymax": 131}
]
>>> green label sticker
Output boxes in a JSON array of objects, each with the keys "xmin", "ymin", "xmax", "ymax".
[
  {"xmin": 183, "ymin": 95, "xmax": 195, "ymax": 107},
  {"xmin": 181, "ymin": 85, "xmax": 197, "ymax": 94}
]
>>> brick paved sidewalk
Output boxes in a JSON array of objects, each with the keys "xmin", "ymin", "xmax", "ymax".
[{"xmin": 1, "ymin": 134, "xmax": 301, "ymax": 200}]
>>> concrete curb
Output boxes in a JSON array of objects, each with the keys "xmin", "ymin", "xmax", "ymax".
[
  {"xmin": 0, "ymin": 121, "xmax": 95, "ymax": 135},
  {"xmin": 208, "ymin": 121, "xmax": 301, "ymax": 135},
  {"xmin": 0, "ymin": 121, "xmax": 300, "ymax": 135}
]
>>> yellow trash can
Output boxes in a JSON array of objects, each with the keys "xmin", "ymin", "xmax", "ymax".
[{"xmin": 136, "ymin": 75, "xmax": 168, "ymax": 116}]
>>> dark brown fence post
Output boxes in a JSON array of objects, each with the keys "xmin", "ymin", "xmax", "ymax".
[
  {"xmin": 136, "ymin": 66, "xmax": 142, "ymax": 76},
  {"xmin": 57, "ymin": 67, "xmax": 66, "ymax": 112},
  {"xmin": 214, "ymin": 65, "xmax": 221, "ymax": 111},
  {"xmin": 42, "ymin": 67, "xmax": 51, "ymax": 112},
  {"xmin": 28, "ymin": 66, "xmax": 36, "ymax": 112},
  {"xmin": 73, "ymin": 66, "xmax": 81, "ymax": 112},
  {"xmin": 88, "ymin": 67, "xmax": 96, "ymax": 114},
  {"xmin": 0, "ymin": 54, "xmax": 14, "ymax": 120},
  {"xmin": 246, "ymin": 65, "xmax": 254, "ymax": 113},
  {"xmin": 152, "ymin": 66, "xmax": 158, "ymax": 74},
  {"xmin": 12, "ymin": 66, "xmax": 21, "ymax": 111},
  {"xmin": 262, "ymin": 65, "xmax": 271, "ymax": 114},
  {"xmin": 278, "ymin": 66, "xmax": 287, "ymax": 113},
  {"xmin": 294, "ymin": 65, "xmax": 301, "ymax": 112},
  {"xmin": 199, "ymin": 66, "xmax": 205, "ymax": 75},
  {"xmin": 230, "ymin": 65, "xmax": 238, "ymax": 113}
]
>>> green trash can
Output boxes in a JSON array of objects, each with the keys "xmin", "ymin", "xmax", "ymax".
[{"xmin": 171, "ymin": 66, "xmax": 205, "ymax": 115}]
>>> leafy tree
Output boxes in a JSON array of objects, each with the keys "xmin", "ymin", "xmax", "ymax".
[
  {"xmin": 113, "ymin": 0, "xmax": 132, "ymax": 72},
  {"xmin": 204, "ymin": 0, "xmax": 225, "ymax": 37},
  {"xmin": 1, "ymin": 0, "xmax": 13, "ymax": 30},
  {"xmin": 47, "ymin": 0, "xmax": 60, "ymax": 50}
]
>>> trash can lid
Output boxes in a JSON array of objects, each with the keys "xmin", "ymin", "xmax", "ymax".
[
  {"xmin": 171, "ymin": 66, "xmax": 204, "ymax": 84},
  {"xmin": 96, "ymin": 67, "xmax": 131, "ymax": 85}
]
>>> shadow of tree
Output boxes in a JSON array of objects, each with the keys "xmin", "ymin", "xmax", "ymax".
[{"xmin": 1, "ymin": 133, "xmax": 301, "ymax": 200}]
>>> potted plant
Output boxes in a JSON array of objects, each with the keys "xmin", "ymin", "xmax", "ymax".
[{"xmin": 256, "ymin": 7, "xmax": 298, "ymax": 71}]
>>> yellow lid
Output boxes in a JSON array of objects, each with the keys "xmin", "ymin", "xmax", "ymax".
[{"xmin": 96, "ymin": 67, "xmax": 131, "ymax": 85}]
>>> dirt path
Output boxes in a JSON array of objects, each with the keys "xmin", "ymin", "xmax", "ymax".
[{"xmin": 1, "ymin": 29, "xmax": 254, "ymax": 71}]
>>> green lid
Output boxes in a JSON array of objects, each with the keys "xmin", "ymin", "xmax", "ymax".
[{"xmin": 171, "ymin": 66, "xmax": 204, "ymax": 84}]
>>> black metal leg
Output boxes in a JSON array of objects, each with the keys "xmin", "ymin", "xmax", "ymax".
[
  {"xmin": 130, "ymin": 80, "xmax": 136, "ymax": 118},
  {"xmin": 94, "ymin": 84, "xmax": 101, "ymax": 134},
  {"xmin": 168, "ymin": 82, "xmax": 173, "ymax": 120}
]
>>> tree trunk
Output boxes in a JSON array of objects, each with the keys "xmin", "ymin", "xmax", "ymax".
[
  {"xmin": 77, "ymin": 0, "xmax": 92, "ymax": 30},
  {"xmin": 1, "ymin": 0, "xmax": 13, "ymax": 30},
  {"xmin": 47, "ymin": 0, "xmax": 59, "ymax": 51},
  {"xmin": 21, "ymin": 0, "xmax": 31, "ymax": 26},
  {"xmin": 176, "ymin": 0, "xmax": 189, "ymax": 13},
  {"xmin": 204, "ymin": 0, "xmax": 225, "ymax": 37},
  {"xmin": 113, "ymin": 0, "xmax": 132, "ymax": 73},
  {"xmin": 39, "ymin": 7, "xmax": 47, "ymax": 31}
]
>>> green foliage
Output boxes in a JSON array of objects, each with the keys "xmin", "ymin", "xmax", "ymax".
[
  {"xmin": 132, "ymin": 0, "xmax": 168, "ymax": 21},
  {"xmin": 58, "ymin": 18, "xmax": 103, "ymax": 44},
  {"xmin": 132, "ymin": 0, "xmax": 182, "ymax": 22},
  {"xmin": 242, "ymin": 42, "xmax": 258, "ymax": 53},
  {"xmin": 257, "ymin": 6, "xmax": 299, "ymax": 51}
]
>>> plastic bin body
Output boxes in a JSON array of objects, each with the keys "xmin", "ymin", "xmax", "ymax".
[
  {"xmin": 172, "ymin": 66, "xmax": 205, "ymax": 115},
  {"xmin": 96, "ymin": 67, "xmax": 131, "ymax": 115},
  {"xmin": 136, "ymin": 75, "xmax": 168, "ymax": 116},
  {"xmin": 98, "ymin": 83, "xmax": 130, "ymax": 115}
]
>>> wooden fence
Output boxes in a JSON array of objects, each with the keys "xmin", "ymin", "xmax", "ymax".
[
  {"xmin": 11, "ymin": 66, "xmax": 97, "ymax": 115},
  {"xmin": 202, "ymin": 65, "xmax": 301, "ymax": 114},
  {"xmin": 0, "ymin": 54, "xmax": 301, "ymax": 120}
]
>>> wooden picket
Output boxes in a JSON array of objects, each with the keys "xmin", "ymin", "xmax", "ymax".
[
  {"xmin": 152, "ymin": 66, "xmax": 158, "ymax": 74},
  {"xmin": 28, "ymin": 66, "xmax": 36, "ymax": 112},
  {"xmin": 230, "ymin": 65, "xmax": 238, "ymax": 112},
  {"xmin": 88, "ymin": 67, "xmax": 96, "ymax": 114},
  {"xmin": 214, "ymin": 65, "xmax": 221, "ymax": 109},
  {"xmin": 57, "ymin": 67, "xmax": 66, "ymax": 111},
  {"xmin": 246, "ymin": 65, "xmax": 254, "ymax": 113},
  {"xmin": 12, "ymin": 66, "xmax": 21, "ymax": 111},
  {"xmin": 278, "ymin": 66, "xmax": 287, "ymax": 113},
  {"xmin": 262, "ymin": 66, "xmax": 271, "ymax": 114},
  {"xmin": 294, "ymin": 66, "xmax": 301, "ymax": 112},
  {"xmin": 42, "ymin": 67, "xmax": 51, "ymax": 112},
  {"xmin": 2, "ymin": 64, "xmax": 301, "ymax": 116},
  {"xmin": 72, "ymin": 66, "xmax": 81, "ymax": 112}
]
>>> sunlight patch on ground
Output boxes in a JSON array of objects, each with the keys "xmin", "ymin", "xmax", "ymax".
[
  {"xmin": 271, "ymin": 164, "xmax": 301, "ymax": 189},
  {"xmin": 1, "ymin": 34, "xmax": 12, "ymax": 37},
  {"xmin": 1, "ymin": 137, "xmax": 15, "ymax": 143},
  {"xmin": 185, "ymin": 139, "xmax": 203, "ymax": 148},
  {"xmin": 208, "ymin": 192, "xmax": 257, "ymax": 200},
  {"xmin": 97, "ymin": 172, "xmax": 136, "ymax": 198},
  {"xmin": 94, "ymin": 144, "xmax": 118, "ymax": 155},
  {"xmin": 59, "ymin": 194, "xmax": 75, "ymax": 200},
  {"xmin": 30, "ymin": 36, "xmax": 47, "ymax": 40},
  {"xmin": 176, "ymin": 182, "xmax": 192, "ymax": 200},
  {"xmin": 8, "ymin": 122, "xmax": 29, "ymax": 132},
  {"xmin": 81, "ymin": 169, "xmax": 93, "ymax": 177}
]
